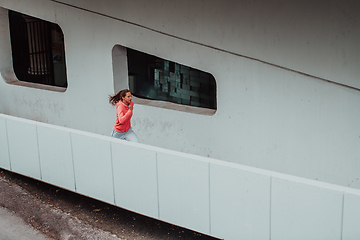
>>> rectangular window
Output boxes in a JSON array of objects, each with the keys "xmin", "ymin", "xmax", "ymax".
[
  {"xmin": 8, "ymin": 10, "xmax": 67, "ymax": 88},
  {"xmin": 127, "ymin": 48, "xmax": 216, "ymax": 110}
]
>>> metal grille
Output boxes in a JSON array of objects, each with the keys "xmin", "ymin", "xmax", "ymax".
[
  {"xmin": 9, "ymin": 10, "xmax": 67, "ymax": 87},
  {"xmin": 25, "ymin": 19, "xmax": 54, "ymax": 85}
]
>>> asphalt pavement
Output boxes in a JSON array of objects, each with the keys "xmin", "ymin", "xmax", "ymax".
[
  {"xmin": 0, "ymin": 168, "xmax": 218, "ymax": 240},
  {"xmin": 0, "ymin": 207, "xmax": 52, "ymax": 240}
]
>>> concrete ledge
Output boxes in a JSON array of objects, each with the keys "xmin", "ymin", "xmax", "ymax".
[
  {"xmin": 210, "ymin": 163, "xmax": 271, "ymax": 239},
  {"xmin": 111, "ymin": 140, "xmax": 158, "ymax": 219},
  {"xmin": 37, "ymin": 125, "xmax": 75, "ymax": 191},
  {"xmin": 6, "ymin": 117, "xmax": 41, "ymax": 180},
  {"xmin": 71, "ymin": 132, "xmax": 114, "ymax": 204},
  {"xmin": 271, "ymin": 177, "xmax": 343, "ymax": 240},
  {"xmin": 1, "ymin": 113, "xmax": 360, "ymax": 240},
  {"xmin": 157, "ymin": 151, "xmax": 210, "ymax": 234}
]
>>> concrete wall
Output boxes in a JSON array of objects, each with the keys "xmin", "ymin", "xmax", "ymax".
[
  {"xmin": 1, "ymin": 113, "xmax": 360, "ymax": 240},
  {"xmin": 55, "ymin": 0, "xmax": 360, "ymax": 89},
  {"xmin": 0, "ymin": 0, "xmax": 360, "ymax": 190}
]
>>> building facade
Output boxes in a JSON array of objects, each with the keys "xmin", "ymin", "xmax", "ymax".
[{"xmin": 1, "ymin": 1, "xmax": 360, "ymax": 239}]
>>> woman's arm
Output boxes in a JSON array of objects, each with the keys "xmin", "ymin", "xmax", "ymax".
[{"xmin": 117, "ymin": 105, "xmax": 133, "ymax": 124}]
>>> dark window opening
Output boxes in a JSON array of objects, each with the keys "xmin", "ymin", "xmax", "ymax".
[
  {"xmin": 8, "ymin": 10, "xmax": 67, "ymax": 88},
  {"xmin": 127, "ymin": 48, "xmax": 216, "ymax": 110}
]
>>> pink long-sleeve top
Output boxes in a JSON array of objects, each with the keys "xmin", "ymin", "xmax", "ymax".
[{"xmin": 113, "ymin": 101, "xmax": 134, "ymax": 133}]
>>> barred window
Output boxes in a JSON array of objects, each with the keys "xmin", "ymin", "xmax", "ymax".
[{"xmin": 8, "ymin": 10, "xmax": 67, "ymax": 88}]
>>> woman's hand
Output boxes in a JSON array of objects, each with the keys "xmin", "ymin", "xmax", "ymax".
[{"xmin": 128, "ymin": 105, "xmax": 133, "ymax": 111}]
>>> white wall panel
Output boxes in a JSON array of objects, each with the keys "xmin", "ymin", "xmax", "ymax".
[
  {"xmin": 37, "ymin": 124, "xmax": 75, "ymax": 191},
  {"xmin": 2, "ymin": 114, "xmax": 360, "ymax": 240},
  {"xmin": 157, "ymin": 152, "xmax": 210, "ymax": 234},
  {"xmin": 71, "ymin": 133, "xmax": 114, "ymax": 204},
  {"xmin": 111, "ymin": 140, "xmax": 158, "ymax": 218},
  {"xmin": 343, "ymin": 193, "xmax": 360, "ymax": 240},
  {"xmin": 0, "ymin": 117, "xmax": 10, "ymax": 170},
  {"xmin": 271, "ymin": 177, "xmax": 343, "ymax": 240},
  {"xmin": 6, "ymin": 118, "xmax": 41, "ymax": 180},
  {"xmin": 210, "ymin": 163, "xmax": 271, "ymax": 240}
]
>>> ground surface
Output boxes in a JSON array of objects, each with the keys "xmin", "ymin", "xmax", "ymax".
[
  {"xmin": 0, "ymin": 207, "xmax": 53, "ymax": 240},
  {"xmin": 0, "ymin": 168, "xmax": 219, "ymax": 240}
]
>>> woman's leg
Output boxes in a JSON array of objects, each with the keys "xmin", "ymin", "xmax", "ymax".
[
  {"xmin": 124, "ymin": 128, "xmax": 140, "ymax": 143},
  {"xmin": 111, "ymin": 129, "xmax": 126, "ymax": 140}
]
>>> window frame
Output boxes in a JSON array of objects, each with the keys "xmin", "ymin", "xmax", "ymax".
[
  {"xmin": 112, "ymin": 45, "xmax": 217, "ymax": 116},
  {"xmin": 0, "ymin": 7, "xmax": 67, "ymax": 92}
]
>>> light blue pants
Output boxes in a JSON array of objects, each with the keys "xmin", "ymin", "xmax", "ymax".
[{"xmin": 111, "ymin": 127, "xmax": 140, "ymax": 143}]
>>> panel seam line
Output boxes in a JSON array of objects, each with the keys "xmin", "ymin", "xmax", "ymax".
[
  {"xmin": 340, "ymin": 192, "xmax": 345, "ymax": 240},
  {"xmin": 269, "ymin": 176, "xmax": 272, "ymax": 240},
  {"xmin": 70, "ymin": 133, "xmax": 77, "ymax": 192},
  {"xmin": 208, "ymin": 162, "xmax": 211, "ymax": 235},
  {"xmin": 110, "ymin": 142, "xmax": 116, "ymax": 205},
  {"xmin": 155, "ymin": 152, "xmax": 160, "ymax": 219},
  {"xmin": 36, "ymin": 125, "xmax": 42, "ymax": 180},
  {"xmin": 5, "ymin": 119, "xmax": 12, "ymax": 170}
]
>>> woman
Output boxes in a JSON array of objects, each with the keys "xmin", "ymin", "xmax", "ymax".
[{"xmin": 109, "ymin": 89, "xmax": 140, "ymax": 143}]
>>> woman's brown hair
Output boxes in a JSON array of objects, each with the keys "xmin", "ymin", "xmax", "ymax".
[{"xmin": 109, "ymin": 89, "xmax": 130, "ymax": 106}]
